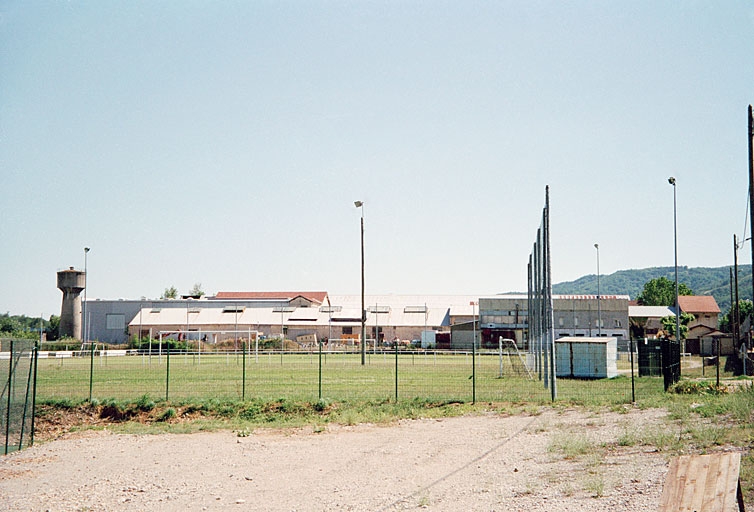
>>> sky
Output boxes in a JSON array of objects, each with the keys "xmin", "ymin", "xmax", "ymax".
[{"xmin": 2, "ymin": 1, "xmax": 753, "ymax": 319}]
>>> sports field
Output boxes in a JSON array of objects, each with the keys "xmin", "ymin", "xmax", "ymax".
[{"xmin": 36, "ymin": 349, "xmax": 665, "ymax": 404}]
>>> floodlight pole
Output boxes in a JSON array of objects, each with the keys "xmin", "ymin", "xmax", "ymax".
[
  {"xmin": 669, "ymin": 177, "xmax": 681, "ymax": 360},
  {"xmin": 355, "ymin": 201, "xmax": 366, "ymax": 365},
  {"xmin": 748, "ymin": 105, "xmax": 754, "ymax": 349},
  {"xmin": 594, "ymin": 243, "xmax": 601, "ymax": 337},
  {"xmin": 83, "ymin": 247, "xmax": 90, "ymax": 343}
]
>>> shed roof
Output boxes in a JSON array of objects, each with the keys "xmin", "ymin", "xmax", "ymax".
[{"xmin": 555, "ymin": 336, "xmax": 616, "ymax": 343}]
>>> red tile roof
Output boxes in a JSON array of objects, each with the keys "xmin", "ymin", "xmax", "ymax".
[
  {"xmin": 213, "ymin": 291, "xmax": 328, "ymax": 305},
  {"xmin": 678, "ymin": 295, "xmax": 720, "ymax": 314}
]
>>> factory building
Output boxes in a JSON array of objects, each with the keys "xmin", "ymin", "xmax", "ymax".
[{"xmin": 81, "ymin": 291, "xmax": 630, "ymax": 350}]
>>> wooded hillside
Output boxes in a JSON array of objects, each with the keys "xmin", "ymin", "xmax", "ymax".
[{"xmin": 552, "ymin": 265, "xmax": 752, "ymax": 312}]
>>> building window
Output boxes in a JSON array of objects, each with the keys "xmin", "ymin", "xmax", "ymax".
[
  {"xmin": 106, "ymin": 314, "xmax": 125, "ymax": 330},
  {"xmin": 558, "ymin": 317, "xmax": 564, "ymax": 327},
  {"xmin": 614, "ymin": 319, "xmax": 622, "ymax": 328}
]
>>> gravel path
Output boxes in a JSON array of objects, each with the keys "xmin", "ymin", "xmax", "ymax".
[{"xmin": 1, "ymin": 408, "xmax": 670, "ymax": 511}]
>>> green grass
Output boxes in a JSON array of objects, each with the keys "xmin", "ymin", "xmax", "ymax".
[{"xmin": 36, "ymin": 350, "xmax": 663, "ymax": 405}]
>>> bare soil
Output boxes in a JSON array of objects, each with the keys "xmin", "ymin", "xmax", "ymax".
[{"xmin": 1, "ymin": 408, "xmax": 674, "ymax": 511}]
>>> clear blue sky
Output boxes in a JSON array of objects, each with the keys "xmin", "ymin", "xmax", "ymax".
[{"xmin": 2, "ymin": 1, "xmax": 753, "ymax": 318}]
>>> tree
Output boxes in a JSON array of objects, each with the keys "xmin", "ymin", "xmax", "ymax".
[
  {"xmin": 162, "ymin": 286, "xmax": 178, "ymax": 299},
  {"xmin": 719, "ymin": 299, "xmax": 753, "ymax": 333},
  {"xmin": 189, "ymin": 283, "xmax": 205, "ymax": 298},
  {"xmin": 636, "ymin": 276, "xmax": 693, "ymax": 306},
  {"xmin": 660, "ymin": 312, "xmax": 695, "ymax": 341},
  {"xmin": 0, "ymin": 314, "xmax": 21, "ymax": 334},
  {"xmin": 46, "ymin": 315, "xmax": 60, "ymax": 341}
]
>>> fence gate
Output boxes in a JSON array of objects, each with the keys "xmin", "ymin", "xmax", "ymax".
[
  {"xmin": 1, "ymin": 339, "xmax": 38, "ymax": 454},
  {"xmin": 661, "ymin": 338, "xmax": 681, "ymax": 391}
]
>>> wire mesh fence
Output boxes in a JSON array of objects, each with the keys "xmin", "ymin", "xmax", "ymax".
[
  {"xmin": 35, "ymin": 344, "xmax": 666, "ymax": 405},
  {"xmin": 1, "ymin": 339, "xmax": 38, "ymax": 454}
]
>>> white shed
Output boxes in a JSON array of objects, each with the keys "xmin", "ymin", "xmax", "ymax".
[{"xmin": 555, "ymin": 337, "xmax": 618, "ymax": 379}]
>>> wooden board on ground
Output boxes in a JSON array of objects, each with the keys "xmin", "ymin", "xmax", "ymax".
[{"xmin": 659, "ymin": 452, "xmax": 744, "ymax": 511}]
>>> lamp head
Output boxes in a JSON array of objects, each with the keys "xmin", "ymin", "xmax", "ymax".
[
  {"xmin": 668, "ymin": 177, "xmax": 676, "ymax": 185},
  {"xmin": 84, "ymin": 247, "xmax": 90, "ymax": 253},
  {"xmin": 354, "ymin": 201, "xmax": 363, "ymax": 208},
  {"xmin": 594, "ymin": 243, "xmax": 599, "ymax": 250}
]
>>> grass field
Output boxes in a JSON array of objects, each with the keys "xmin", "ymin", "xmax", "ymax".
[{"xmin": 36, "ymin": 349, "xmax": 669, "ymax": 405}]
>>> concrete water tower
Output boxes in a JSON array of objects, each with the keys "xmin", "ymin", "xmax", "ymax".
[{"xmin": 57, "ymin": 267, "xmax": 86, "ymax": 339}]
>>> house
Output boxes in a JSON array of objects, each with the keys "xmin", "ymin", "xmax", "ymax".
[
  {"xmin": 678, "ymin": 295, "xmax": 721, "ymax": 330},
  {"xmin": 678, "ymin": 296, "xmax": 722, "ymax": 355}
]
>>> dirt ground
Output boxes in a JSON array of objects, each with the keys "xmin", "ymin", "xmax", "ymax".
[{"xmin": 1, "ymin": 408, "xmax": 675, "ymax": 511}]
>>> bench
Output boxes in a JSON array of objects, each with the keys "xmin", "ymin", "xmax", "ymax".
[{"xmin": 659, "ymin": 452, "xmax": 745, "ymax": 511}]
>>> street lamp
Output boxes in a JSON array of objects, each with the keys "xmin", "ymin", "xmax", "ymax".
[
  {"xmin": 669, "ymin": 177, "xmax": 681, "ymax": 356},
  {"xmin": 83, "ymin": 247, "xmax": 90, "ymax": 343},
  {"xmin": 594, "ymin": 243, "xmax": 601, "ymax": 337},
  {"xmin": 354, "ymin": 201, "xmax": 366, "ymax": 365}
]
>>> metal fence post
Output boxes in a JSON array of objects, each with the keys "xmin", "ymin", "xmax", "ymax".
[
  {"xmin": 630, "ymin": 339, "xmax": 635, "ymax": 403},
  {"xmin": 30, "ymin": 343, "xmax": 38, "ymax": 448},
  {"xmin": 18, "ymin": 346, "xmax": 34, "ymax": 452},
  {"xmin": 472, "ymin": 343, "xmax": 476, "ymax": 404},
  {"xmin": 394, "ymin": 341, "xmax": 398, "ymax": 402},
  {"xmin": 318, "ymin": 340, "xmax": 323, "ymax": 400},
  {"xmin": 242, "ymin": 339, "xmax": 247, "ymax": 401},
  {"xmin": 4, "ymin": 340, "xmax": 13, "ymax": 455},
  {"xmin": 166, "ymin": 344, "xmax": 171, "ymax": 401},
  {"xmin": 88, "ymin": 341, "xmax": 95, "ymax": 402}
]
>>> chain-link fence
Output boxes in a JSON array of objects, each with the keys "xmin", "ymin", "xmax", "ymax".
[
  {"xmin": 35, "ymin": 343, "xmax": 665, "ymax": 405},
  {"xmin": 1, "ymin": 339, "xmax": 38, "ymax": 454}
]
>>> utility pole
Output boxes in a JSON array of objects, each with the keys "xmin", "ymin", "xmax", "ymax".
[
  {"xmin": 735, "ymin": 234, "xmax": 742, "ymax": 373},
  {"xmin": 736, "ymin": 105, "xmax": 754, "ymax": 353},
  {"xmin": 730, "ymin": 267, "xmax": 738, "ymax": 348},
  {"xmin": 749, "ymin": 106, "xmax": 754, "ymax": 315}
]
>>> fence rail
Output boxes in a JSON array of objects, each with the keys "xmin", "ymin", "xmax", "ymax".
[{"xmin": 34, "ymin": 343, "xmax": 665, "ymax": 405}]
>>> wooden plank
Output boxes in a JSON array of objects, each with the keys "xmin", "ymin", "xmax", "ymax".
[
  {"xmin": 660, "ymin": 455, "xmax": 691, "ymax": 511},
  {"xmin": 679, "ymin": 455, "xmax": 702, "ymax": 511},
  {"xmin": 721, "ymin": 453, "xmax": 742, "ymax": 511},
  {"xmin": 660, "ymin": 455, "xmax": 685, "ymax": 510},
  {"xmin": 686, "ymin": 454, "xmax": 711, "ymax": 512},
  {"xmin": 702, "ymin": 453, "xmax": 724, "ymax": 511},
  {"xmin": 660, "ymin": 453, "xmax": 744, "ymax": 512},
  {"xmin": 715, "ymin": 453, "xmax": 734, "ymax": 511}
]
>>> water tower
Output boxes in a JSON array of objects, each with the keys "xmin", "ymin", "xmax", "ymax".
[{"xmin": 57, "ymin": 267, "xmax": 86, "ymax": 339}]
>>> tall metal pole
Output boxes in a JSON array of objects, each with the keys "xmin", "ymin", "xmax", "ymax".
[
  {"xmin": 355, "ymin": 201, "xmax": 366, "ymax": 365},
  {"xmin": 669, "ymin": 177, "xmax": 681, "ymax": 358},
  {"xmin": 731, "ymin": 234, "xmax": 736, "ymax": 375},
  {"xmin": 743, "ymin": 105, "xmax": 754, "ymax": 348},
  {"xmin": 545, "ymin": 186, "xmax": 556, "ymax": 400},
  {"xmin": 595, "ymin": 243, "xmax": 601, "ymax": 336},
  {"xmin": 748, "ymin": 105, "xmax": 754, "ymax": 340},
  {"xmin": 83, "ymin": 247, "xmax": 90, "ymax": 343}
]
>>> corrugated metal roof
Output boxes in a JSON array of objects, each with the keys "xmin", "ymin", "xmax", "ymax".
[
  {"xmin": 212, "ymin": 291, "xmax": 328, "ymax": 304},
  {"xmin": 628, "ymin": 305, "xmax": 675, "ymax": 318},
  {"xmin": 129, "ymin": 294, "xmax": 475, "ymax": 329}
]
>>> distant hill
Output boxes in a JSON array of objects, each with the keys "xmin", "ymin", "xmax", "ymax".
[{"xmin": 552, "ymin": 265, "xmax": 752, "ymax": 313}]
